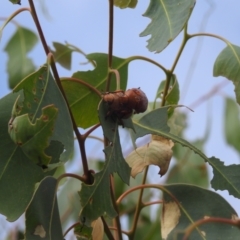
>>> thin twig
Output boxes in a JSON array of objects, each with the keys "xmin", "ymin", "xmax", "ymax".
[
  {"xmin": 161, "ymin": 26, "xmax": 189, "ymax": 107},
  {"xmin": 28, "ymin": 0, "xmax": 91, "ymax": 180},
  {"xmin": 101, "ymin": 216, "xmax": 115, "ymax": 240},
  {"xmin": 105, "ymin": 0, "xmax": 114, "ymax": 91},
  {"xmin": 110, "ymin": 175, "xmax": 123, "ymax": 240},
  {"xmin": 83, "ymin": 123, "xmax": 101, "ymax": 140}
]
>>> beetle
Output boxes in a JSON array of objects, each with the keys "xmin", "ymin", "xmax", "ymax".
[{"xmin": 102, "ymin": 88, "xmax": 148, "ymax": 120}]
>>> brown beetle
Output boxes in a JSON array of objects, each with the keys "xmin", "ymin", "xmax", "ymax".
[{"xmin": 102, "ymin": 88, "xmax": 148, "ymax": 120}]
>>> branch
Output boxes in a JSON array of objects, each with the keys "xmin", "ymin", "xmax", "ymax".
[
  {"xmin": 28, "ymin": 0, "xmax": 91, "ymax": 180},
  {"xmin": 105, "ymin": 0, "xmax": 114, "ymax": 91}
]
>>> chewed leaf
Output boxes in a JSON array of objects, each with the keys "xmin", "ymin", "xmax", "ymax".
[
  {"xmin": 8, "ymin": 105, "xmax": 58, "ymax": 166},
  {"xmin": 213, "ymin": 44, "xmax": 240, "ymax": 104},
  {"xmin": 210, "ymin": 157, "xmax": 240, "ymax": 199},
  {"xmin": 126, "ymin": 135, "xmax": 174, "ymax": 177},
  {"xmin": 13, "ymin": 65, "xmax": 48, "ymax": 120},
  {"xmin": 25, "ymin": 177, "xmax": 63, "ymax": 240},
  {"xmin": 12, "ymin": 64, "xmax": 74, "ymax": 162},
  {"xmin": 140, "ymin": 0, "xmax": 195, "ymax": 53}
]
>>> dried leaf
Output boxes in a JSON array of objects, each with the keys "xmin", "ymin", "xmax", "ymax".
[
  {"xmin": 161, "ymin": 201, "xmax": 181, "ymax": 240},
  {"xmin": 91, "ymin": 218, "xmax": 104, "ymax": 240},
  {"xmin": 126, "ymin": 135, "xmax": 174, "ymax": 177}
]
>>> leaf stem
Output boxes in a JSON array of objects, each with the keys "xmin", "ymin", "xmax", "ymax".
[
  {"xmin": 127, "ymin": 55, "xmax": 168, "ymax": 74},
  {"xmin": 0, "ymin": 8, "xmax": 30, "ymax": 33},
  {"xmin": 143, "ymin": 200, "xmax": 163, "ymax": 207},
  {"xmin": 57, "ymin": 173, "xmax": 86, "ymax": 185},
  {"xmin": 128, "ymin": 166, "xmax": 149, "ymax": 240},
  {"xmin": 188, "ymin": 32, "xmax": 232, "ymax": 46},
  {"xmin": 60, "ymin": 77, "xmax": 102, "ymax": 98},
  {"xmin": 28, "ymin": 0, "xmax": 91, "ymax": 181},
  {"xmin": 63, "ymin": 222, "xmax": 80, "ymax": 237},
  {"xmin": 109, "ymin": 69, "xmax": 121, "ymax": 90},
  {"xmin": 183, "ymin": 217, "xmax": 240, "ymax": 240}
]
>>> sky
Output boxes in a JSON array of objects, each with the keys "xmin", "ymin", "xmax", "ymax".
[{"xmin": 1, "ymin": 0, "xmax": 240, "ymax": 238}]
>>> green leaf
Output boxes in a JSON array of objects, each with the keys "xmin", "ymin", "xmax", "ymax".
[
  {"xmin": 25, "ymin": 177, "xmax": 63, "ymax": 240},
  {"xmin": 132, "ymin": 108, "xmax": 239, "ymax": 197},
  {"xmin": 140, "ymin": 0, "xmax": 195, "ymax": 53},
  {"xmin": 0, "ymin": 93, "xmax": 44, "ymax": 221},
  {"xmin": 4, "ymin": 27, "xmax": 38, "ymax": 89},
  {"xmin": 210, "ymin": 157, "xmax": 240, "ymax": 199},
  {"xmin": 114, "ymin": 0, "xmax": 138, "ymax": 9},
  {"xmin": 0, "ymin": 94, "xmax": 63, "ymax": 221},
  {"xmin": 13, "ymin": 64, "xmax": 74, "ymax": 162},
  {"xmin": 58, "ymin": 177, "xmax": 81, "ymax": 231},
  {"xmin": 8, "ymin": 0, "xmax": 21, "ymax": 4},
  {"xmin": 162, "ymin": 184, "xmax": 239, "ymax": 240},
  {"xmin": 62, "ymin": 53, "xmax": 129, "ymax": 128},
  {"xmin": 154, "ymin": 75, "xmax": 180, "ymax": 113},
  {"xmin": 224, "ymin": 97, "xmax": 240, "ymax": 153},
  {"xmin": 79, "ymin": 101, "xmax": 131, "ymax": 223},
  {"xmin": 213, "ymin": 44, "xmax": 240, "ymax": 104},
  {"xmin": 8, "ymin": 105, "xmax": 58, "ymax": 166},
  {"xmin": 51, "ymin": 42, "xmax": 73, "ymax": 70}
]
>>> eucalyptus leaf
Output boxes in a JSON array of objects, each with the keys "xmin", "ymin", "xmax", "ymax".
[
  {"xmin": 25, "ymin": 177, "xmax": 63, "ymax": 240},
  {"xmin": 140, "ymin": 0, "xmax": 196, "ymax": 53},
  {"xmin": 224, "ymin": 97, "xmax": 240, "ymax": 154},
  {"xmin": 4, "ymin": 27, "xmax": 38, "ymax": 89},
  {"xmin": 8, "ymin": 105, "xmax": 58, "ymax": 166},
  {"xmin": 51, "ymin": 42, "xmax": 73, "ymax": 70},
  {"xmin": 0, "ymin": 93, "xmax": 44, "ymax": 221},
  {"xmin": 132, "ymin": 108, "xmax": 239, "ymax": 197},
  {"xmin": 13, "ymin": 64, "xmax": 74, "ymax": 162},
  {"xmin": 213, "ymin": 44, "xmax": 240, "ymax": 104},
  {"xmin": 155, "ymin": 75, "xmax": 180, "ymax": 106},
  {"xmin": 210, "ymin": 157, "xmax": 240, "ymax": 199},
  {"xmin": 162, "ymin": 184, "xmax": 239, "ymax": 240}
]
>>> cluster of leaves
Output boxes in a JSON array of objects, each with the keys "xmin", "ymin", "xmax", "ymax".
[{"xmin": 1, "ymin": 0, "xmax": 240, "ymax": 239}]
